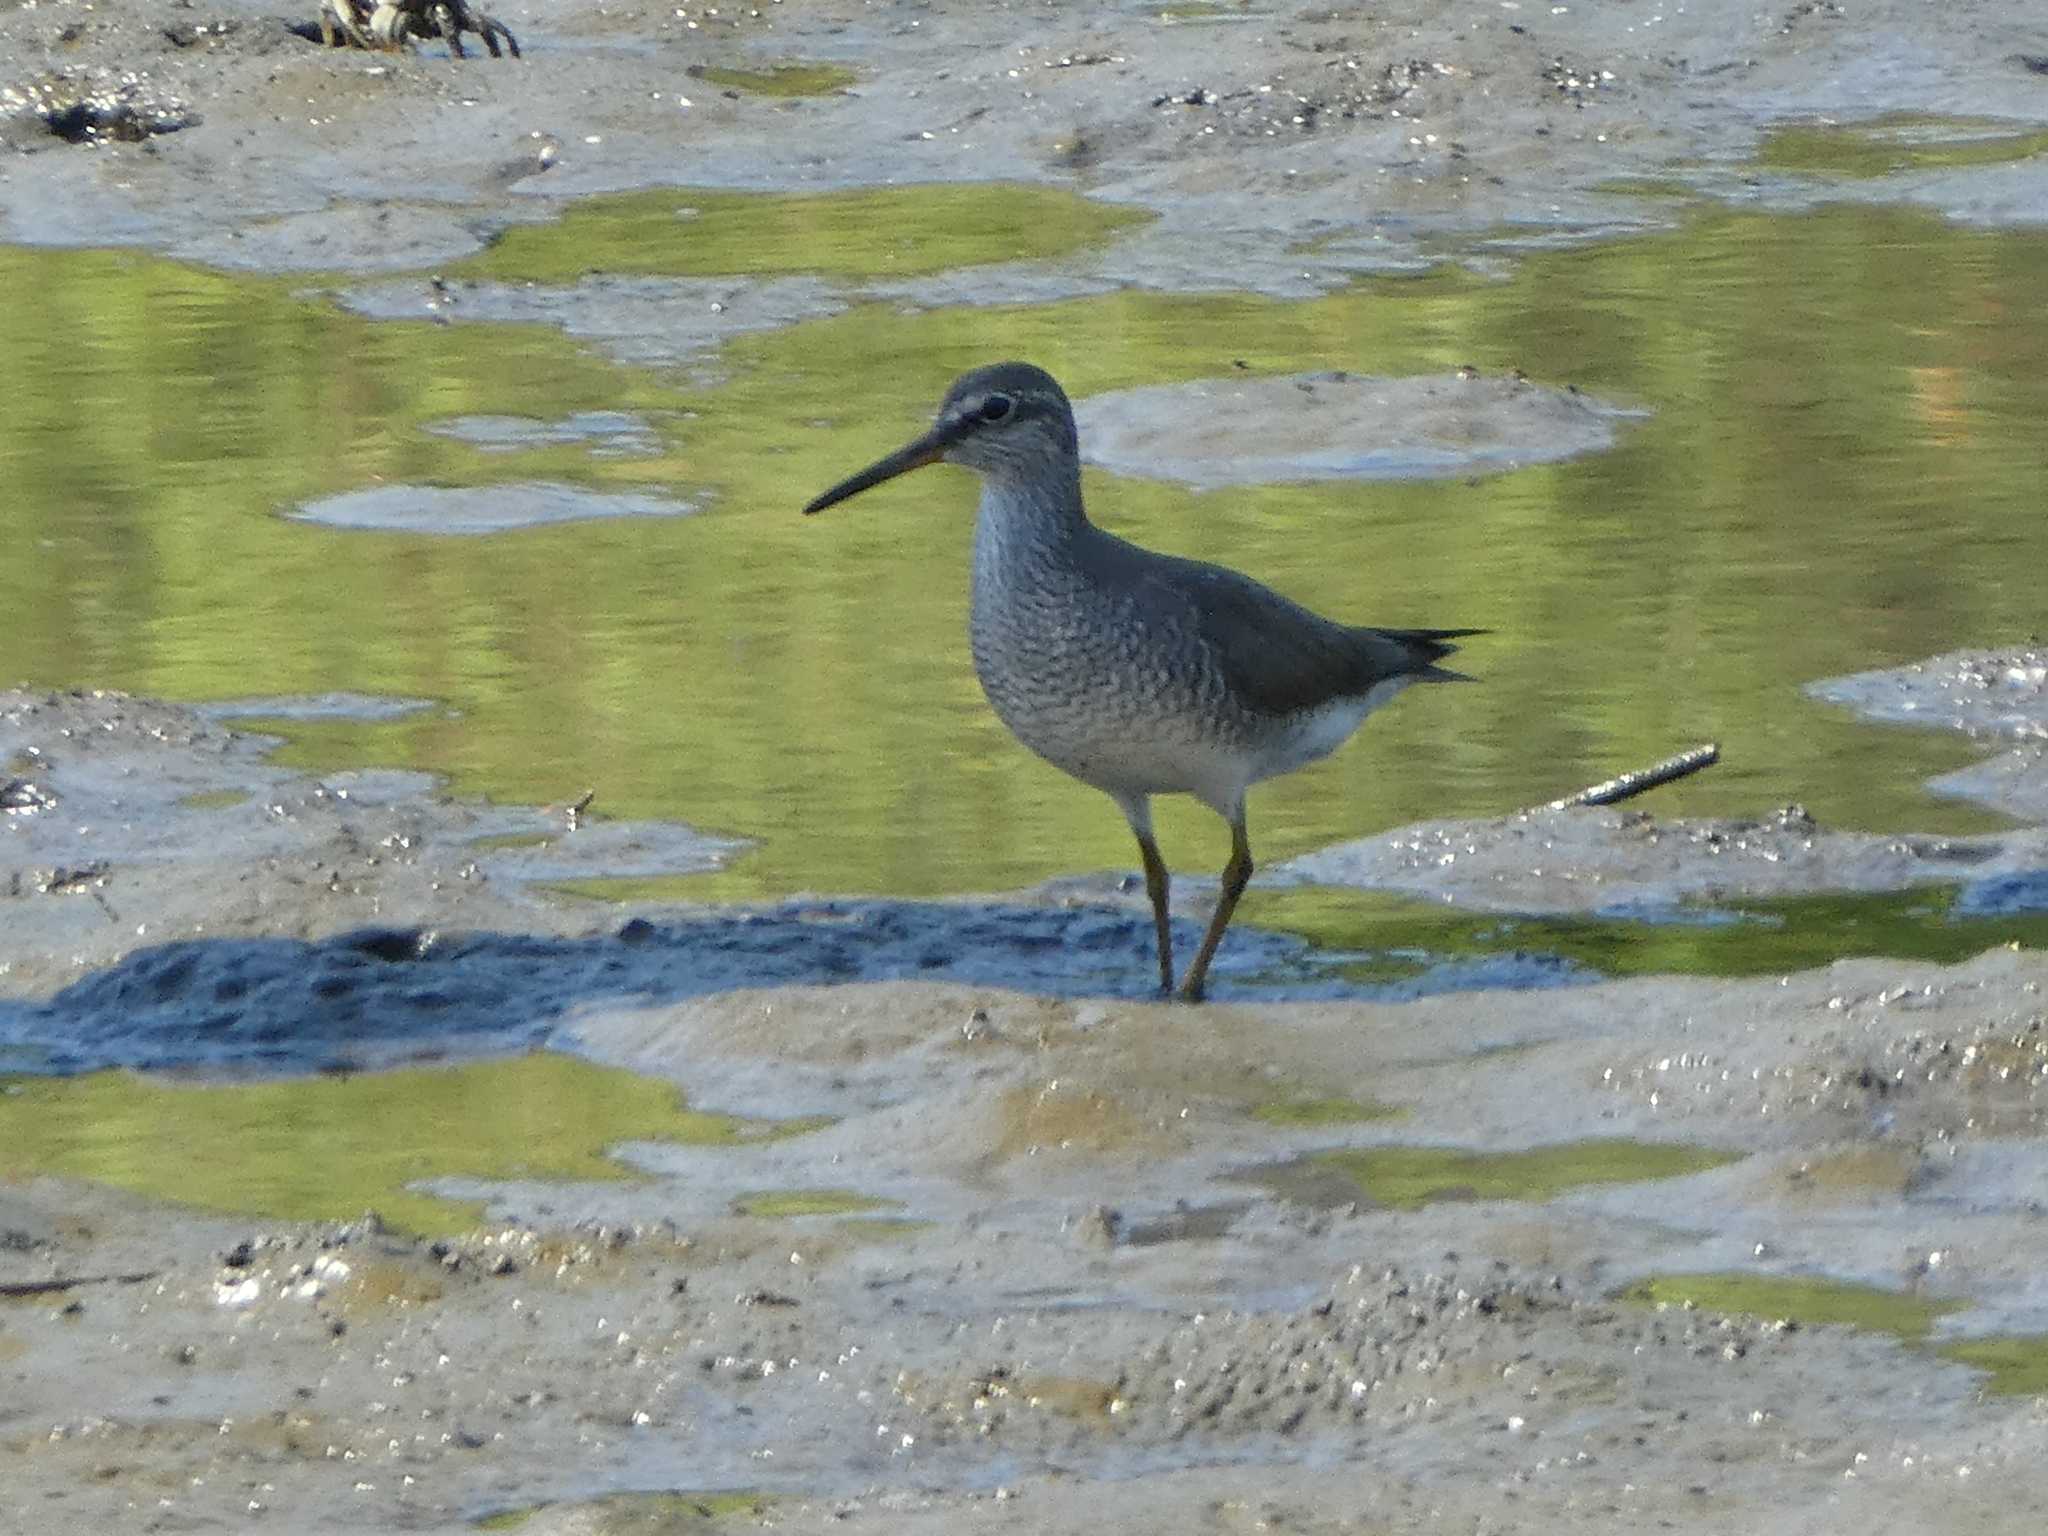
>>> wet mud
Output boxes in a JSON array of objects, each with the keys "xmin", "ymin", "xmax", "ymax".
[
  {"xmin": 6, "ymin": 0, "xmax": 2048, "ymax": 1531},
  {"xmin": 1288, "ymin": 648, "xmax": 2048, "ymax": 915},
  {"xmin": 1812, "ymin": 649, "xmax": 2048, "ymax": 824},
  {"xmin": 6, "ymin": 652, "xmax": 2048, "ymax": 1530},
  {"xmin": 1074, "ymin": 369, "xmax": 1643, "ymax": 490},
  {"xmin": 290, "ymin": 481, "xmax": 702, "ymax": 533},
  {"xmin": 6, "ymin": 943, "xmax": 2048, "ymax": 1532},
  {"xmin": 4, "ymin": 0, "xmax": 2045, "ymax": 291},
  {"xmin": 0, "ymin": 687, "xmax": 1583, "ymax": 1075}
]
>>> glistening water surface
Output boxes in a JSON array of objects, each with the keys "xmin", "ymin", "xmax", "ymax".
[
  {"xmin": 5, "ymin": 198, "xmax": 2046, "ymax": 908},
  {"xmin": 456, "ymin": 182, "xmax": 1148, "ymax": 283},
  {"xmin": 1238, "ymin": 885, "xmax": 2048, "ymax": 983},
  {"xmin": 0, "ymin": 1055, "xmax": 770, "ymax": 1233},
  {"xmin": 1759, "ymin": 113, "xmax": 2048, "ymax": 179}
]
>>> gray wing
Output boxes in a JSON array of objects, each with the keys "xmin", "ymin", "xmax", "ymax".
[{"xmin": 1120, "ymin": 543, "xmax": 1477, "ymax": 718}]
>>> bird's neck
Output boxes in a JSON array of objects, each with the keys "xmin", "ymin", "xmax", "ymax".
[{"xmin": 971, "ymin": 461, "xmax": 1088, "ymax": 574}]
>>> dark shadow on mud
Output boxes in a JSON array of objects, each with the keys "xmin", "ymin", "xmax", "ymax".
[{"xmin": 0, "ymin": 899, "xmax": 1584, "ymax": 1076}]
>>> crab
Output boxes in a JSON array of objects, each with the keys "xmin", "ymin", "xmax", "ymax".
[
  {"xmin": 317, "ymin": 0, "xmax": 519, "ymax": 58},
  {"xmin": 369, "ymin": 0, "xmax": 522, "ymax": 59},
  {"xmin": 317, "ymin": 0, "xmax": 376, "ymax": 49}
]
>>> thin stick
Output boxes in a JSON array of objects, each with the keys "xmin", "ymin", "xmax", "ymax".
[
  {"xmin": 1546, "ymin": 743, "xmax": 1720, "ymax": 810},
  {"xmin": 0, "ymin": 1270, "xmax": 160, "ymax": 1298}
]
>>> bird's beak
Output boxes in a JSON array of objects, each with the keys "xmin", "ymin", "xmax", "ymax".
[{"xmin": 802, "ymin": 421, "xmax": 959, "ymax": 515}]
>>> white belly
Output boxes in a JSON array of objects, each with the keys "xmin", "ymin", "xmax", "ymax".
[
  {"xmin": 1017, "ymin": 678, "xmax": 1412, "ymax": 818},
  {"xmin": 1249, "ymin": 680, "xmax": 1412, "ymax": 780}
]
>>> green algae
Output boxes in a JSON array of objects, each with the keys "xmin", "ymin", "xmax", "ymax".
[
  {"xmin": 1624, "ymin": 1275, "xmax": 2048, "ymax": 1397},
  {"xmin": 1590, "ymin": 176, "xmax": 1698, "ymax": 200},
  {"xmin": 836, "ymin": 1215, "xmax": 933, "ymax": 1242},
  {"xmin": 1760, "ymin": 114, "xmax": 2048, "ymax": 179},
  {"xmin": 1249, "ymin": 1095, "xmax": 1402, "ymax": 1128},
  {"xmin": 0, "ymin": 1055, "xmax": 757, "ymax": 1233},
  {"xmin": 731, "ymin": 1187, "xmax": 898, "ymax": 1218},
  {"xmin": 175, "ymin": 789, "xmax": 251, "ymax": 810},
  {"xmin": 689, "ymin": 62, "xmax": 855, "ymax": 97},
  {"xmin": 475, "ymin": 1509, "xmax": 538, "ymax": 1532},
  {"xmin": 1156, "ymin": 2, "xmax": 1263, "ymax": 20},
  {"xmin": 458, "ymin": 182, "xmax": 1149, "ymax": 284},
  {"xmin": 1618, "ymin": 1271, "xmax": 1960, "ymax": 1342},
  {"xmin": 1237, "ymin": 885, "xmax": 2048, "ymax": 985},
  {"xmin": 1939, "ymin": 1334, "xmax": 2048, "ymax": 1396},
  {"xmin": 464, "ymin": 830, "xmax": 562, "ymax": 853},
  {"xmin": 1251, "ymin": 1138, "xmax": 1738, "ymax": 1212},
  {"xmin": 477, "ymin": 1491, "xmax": 773, "ymax": 1533}
]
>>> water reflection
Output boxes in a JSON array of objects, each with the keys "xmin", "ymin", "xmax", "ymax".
[
  {"xmin": 1759, "ymin": 113, "xmax": 2048, "ymax": 179},
  {"xmin": 457, "ymin": 182, "xmax": 1148, "ymax": 283},
  {"xmin": 3, "ymin": 202, "xmax": 2044, "ymax": 902}
]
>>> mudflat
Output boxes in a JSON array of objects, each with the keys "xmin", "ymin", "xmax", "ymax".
[{"xmin": 5, "ymin": 3, "xmax": 2048, "ymax": 1532}]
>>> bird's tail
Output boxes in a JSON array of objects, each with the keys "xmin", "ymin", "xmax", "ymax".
[{"xmin": 1377, "ymin": 626, "xmax": 1488, "ymax": 684}]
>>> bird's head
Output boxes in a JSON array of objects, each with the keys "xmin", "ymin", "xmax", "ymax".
[{"xmin": 802, "ymin": 362, "xmax": 1077, "ymax": 514}]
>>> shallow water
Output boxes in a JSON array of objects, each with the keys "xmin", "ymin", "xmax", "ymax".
[
  {"xmin": 1618, "ymin": 1273, "xmax": 2048, "ymax": 1399},
  {"xmin": 0, "ymin": 1054, "xmax": 762, "ymax": 1233},
  {"xmin": 4, "ymin": 198, "xmax": 2047, "ymax": 913},
  {"xmin": 457, "ymin": 182, "xmax": 1148, "ymax": 283},
  {"xmin": 1240, "ymin": 882, "xmax": 2048, "ymax": 981},
  {"xmin": 685, "ymin": 61, "xmax": 857, "ymax": 98},
  {"xmin": 1759, "ymin": 113, "xmax": 2048, "ymax": 179},
  {"xmin": 1243, "ymin": 1138, "xmax": 1741, "ymax": 1212},
  {"xmin": 0, "ymin": 897, "xmax": 1589, "ymax": 1076}
]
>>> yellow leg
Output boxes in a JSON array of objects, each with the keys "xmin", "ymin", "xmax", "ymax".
[
  {"xmin": 1116, "ymin": 794, "xmax": 1175, "ymax": 996},
  {"xmin": 1132, "ymin": 827, "xmax": 1173, "ymax": 995},
  {"xmin": 1177, "ymin": 812, "xmax": 1252, "ymax": 1004}
]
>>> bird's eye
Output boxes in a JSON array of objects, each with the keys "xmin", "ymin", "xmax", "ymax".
[{"xmin": 979, "ymin": 394, "xmax": 1014, "ymax": 423}]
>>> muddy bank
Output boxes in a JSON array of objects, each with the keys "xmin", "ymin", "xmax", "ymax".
[
  {"xmin": 0, "ymin": 687, "xmax": 738, "ymax": 1006},
  {"xmin": 3, "ymin": 0, "xmax": 2046, "ymax": 300},
  {"xmin": 1, "ymin": 687, "xmax": 1600, "ymax": 1074},
  {"xmin": 1286, "ymin": 647, "xmax": 2048, "ymax": 914},
  {"xmin": 1073, "ymin": 369, "xmax": 1644, "ymax": 490},
  {"xmin": 6, "ymin": 944, "xmax": 2048, "ymax": 1532},
  {"xmin": 4, "ymin": 652, "xmax": 2048, "ymax": 1527},
  {"xmin": 1814, "ymin": 648, "xmax": 2048, "ymax": 824},
  {"xmin": 5, "ymin": 0, "xmax": 2048, "ymax": 1528},
  {"xmin": 10, "ymin": 650, "xmax": 2044, "ymax": 1074}
]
